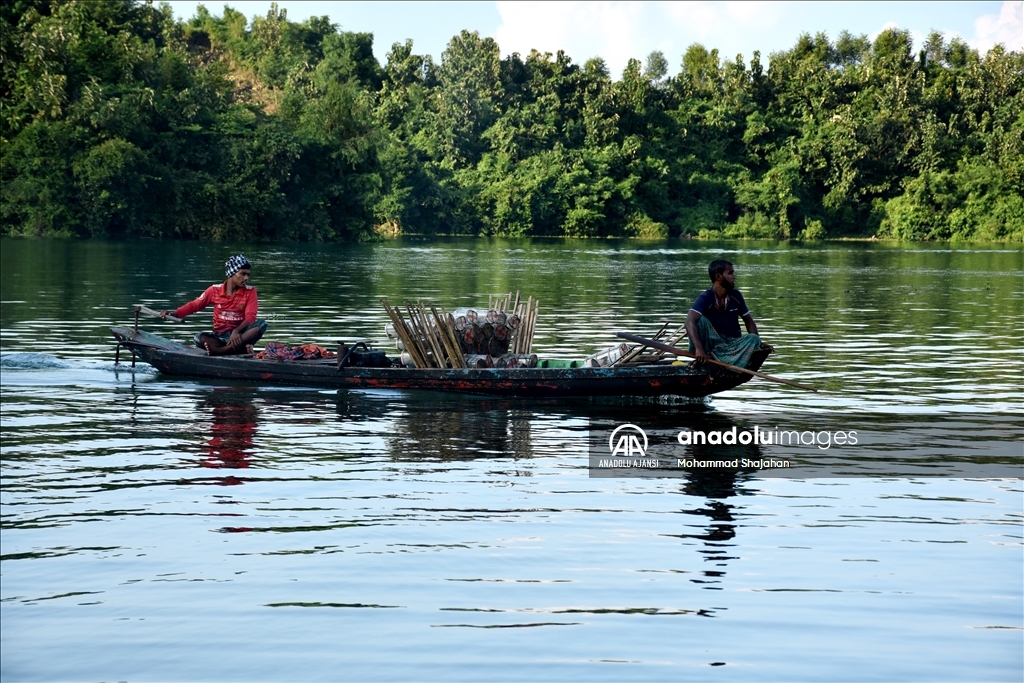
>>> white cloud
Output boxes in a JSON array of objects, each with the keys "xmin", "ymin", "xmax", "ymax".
[
  {"xmin": 495, "ymin": 1, "xmax": 642, "ymax": 74},
  {"xmin": 723, "ymin": 1, "xmax": 780, "ymax": 26},
  {"xmin": 973, "ymin": 0, "xmax": 1023, "ymax": 51},
  {"xmin": 494, "ymin": 1, "xmax": 790, "ymax": 77}
]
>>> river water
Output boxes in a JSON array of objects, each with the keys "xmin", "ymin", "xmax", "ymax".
[{"xmin": 1, "ymin": 238, "xmax": 1021, "ymax": 681}]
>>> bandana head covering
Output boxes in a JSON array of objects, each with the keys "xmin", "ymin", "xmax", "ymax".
[{"xmin": 225, "ymin": 254, "xmax": 251, "ymax": 278}]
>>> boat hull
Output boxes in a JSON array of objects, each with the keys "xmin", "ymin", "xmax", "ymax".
[{"xmin": 111, "ymin": 327, "xmax": 768, "ymax": 398}]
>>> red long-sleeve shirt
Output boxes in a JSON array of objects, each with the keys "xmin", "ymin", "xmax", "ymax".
[{"xmin": 174, "ymin": 283, "xmax": 258, "ymax": 333}]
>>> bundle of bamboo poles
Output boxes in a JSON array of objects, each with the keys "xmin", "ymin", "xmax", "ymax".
[
  {"xmin": 488, "ymin": 291, "xmax": 522, "ymax": 312},
  {"xmin": 611, "ymin": 322, "xmax": 688, "ymax": 365},
  {"xmin": 381, "ymin": 299, "xmax": 467, "ymax": 368},
  {"xmin": 490, "ymin": 291, "xmax": 538, "ymax": 355}
]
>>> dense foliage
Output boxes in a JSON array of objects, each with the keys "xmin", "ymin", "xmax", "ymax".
[{"xmin": 3, "ymin": 1, "xmax": 1022, "ymax": 240}]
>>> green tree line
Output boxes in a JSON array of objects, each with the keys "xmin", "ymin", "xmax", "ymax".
[{"xmin": 3, "ymin": 1, "xmax": 1022, "ymax": 241}]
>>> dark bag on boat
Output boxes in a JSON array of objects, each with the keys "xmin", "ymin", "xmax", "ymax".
[
  {"xmin": 350, "ymin": 349, "xmax": 389, "ymax": 367},
  {"xmin": 338, "ymin": 342, "xmax": 391, "ymax": 368}
]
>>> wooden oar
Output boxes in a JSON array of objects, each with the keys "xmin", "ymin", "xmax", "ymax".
[
  {"xmin": 615, "ymin": 332, "xmax": 818, "ymax": 392},
  {"xmin": 134, "ymin": 305, "xmax": 181, "ymax": 323}
]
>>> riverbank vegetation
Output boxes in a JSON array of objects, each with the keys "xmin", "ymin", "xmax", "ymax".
[{"xmin": 2, "ymin": 1, "xmax": 1022, "ymax": 241}]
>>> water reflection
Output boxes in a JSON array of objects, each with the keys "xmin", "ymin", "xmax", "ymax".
[
  {"xmin": 580, "ymin": 405, "xmax": 763, "ymax": 592},
  {"xmin": 384, "ymin": 396, "xmax": 534, "ymax": 461},
  {"xmin": 196, "ymin": 389, "xmax": 258, "ymax": 485},
  {"xmin": 664, "ymin": 411, "xmax": 759, "ymax": 590},
  {"xmin": 677, "ymin": 472, "xmax": 744, "ymax": 590},
  {"xmin": 383, "ymin": 396, "xmax": 758, "ymax": 593}
]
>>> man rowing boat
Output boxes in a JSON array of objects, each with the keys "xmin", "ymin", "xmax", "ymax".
[
  {"xmin": 160, "ymin": 254, "xmax": 268, "ymax": 355},
  {"xmin": 685, "ymin": 259, "xmax": 773, "ymax": 368}
]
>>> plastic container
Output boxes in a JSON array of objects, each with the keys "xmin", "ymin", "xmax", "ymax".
[
  {"xmin": 503, "ymin": 354, "xmax": 538, "ymax": 368},
  {"xmin": 583, "ymin": 343, "xmax": 630, "ymax": 367},
  {"xmin": 535, "ymin": 359, "xmax": 585, "ymax": 369}
]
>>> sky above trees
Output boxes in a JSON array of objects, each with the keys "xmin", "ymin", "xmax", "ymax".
[{"xmin": 164, "ymin": 0, "xmax": 1023, "ymax": 78}]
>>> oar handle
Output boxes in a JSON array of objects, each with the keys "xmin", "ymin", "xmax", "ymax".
[
  {"xmin": 616, "ymin": 332, "xmax": 818, "ymax": 392},
  {"xmin": 134, "ymin": 305, "xmax": 181, "ymax": 323}
]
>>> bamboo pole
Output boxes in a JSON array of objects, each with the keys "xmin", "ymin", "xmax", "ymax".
[
  {"xmin": 613, "ymin": 322, "xmax": 669, "ymax": 365},
  {"xmin": 411, "ymin": 302, "xmax": 434, "ymax": 366},
  {"xmin": 520, "ymin": 296, "xmax": 528, "ymax": 356},
  {"xmin": 427, "ymin": 305, "xmax": 453, "ymax": 368},
  {"xmin": 525, "ymin": 298, "xmax": 537, "ymax": 353},
  {"xmin": 381, "ymin": 300, "xmax": 409, "ymax": 365},
  {"xmin": 505, "ymin": 294, "xmax": 538, "ymax": 354},
  {"xmin": 405, "ymin": 303, "xmax": 436, "ymax": 368},
  {"xmin": 633, "ymin": 323, "xmax": 688, "ymax": 361},
  {"xmin": 383, "ymin": 300, "xmax": 422, "ymax": 368},
  {"xmin": 512, "ymin": 298, "xmax": 528, "ymax": 353},
  {"xmin": 527, "ymin": 299, "xmax": 537, "ymax": 353},
  {"xmin": 431, "ymin": 305, "xmax": 466, "ymax": 368},
  {"xmin": 419, "ymin": 305, "xmax": 444, "ymax": 368},
  {"xmin": 425, "ymin": 305, "xmax": 446, "ymax": 367},
  {"xmin": 430, "ymin": 305, "xmax": 457, "ymax": 368},
  {"xmin": 650, "ymin": 325, "xmax": 689, "ymax": 360},
  {"xmin": 402, "ymin": 303, "xmax": 424, "ymax": 363},
  {"xmin": 510, "ymin": 300, "xmax": 520, "ymax": 354},
  {"xmin": 382, "ymin": 299, "xmax": 428, "ymax": 368},
  {"xmin": 134, "ymin": 305, "xmax": 181, "ymax": 322},
  {"xmin": 445, "ymin": 312, "xmax": 467, "ymax": 368},
  {"xmin": 450, "ymin": 316, "xmax": 467, "ymax": 368},
  {"xmin": 443, "ymin": 309, "xmax": 467, "ymax": 367},
  {"xmin": 417, "ymin": 300, "xmax": 447, "ymax": 368}
]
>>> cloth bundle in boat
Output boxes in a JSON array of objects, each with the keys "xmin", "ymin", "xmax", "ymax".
[
  {"xmin": 450, "ymin": 308, "xmax": 521, "ymax": 355},
  {"xmin": 688, "ymin": 316, "xmax": 763, "ymax": 369},
  {"xmin": 255, "ymin": 343, "xmax": 336, "ymax": 361}
]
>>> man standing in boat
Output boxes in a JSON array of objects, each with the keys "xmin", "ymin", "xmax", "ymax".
[
  {"xmin": 161, "ymin": 254, "xmax": 268, "ymax": 355},
  {"xmin": 685, "ymin": 259, "xmax": 773, "ymax": 368}
]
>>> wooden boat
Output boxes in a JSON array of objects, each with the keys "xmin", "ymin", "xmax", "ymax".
[{"xmin": 110, "ymin": 326, "xmax": 770, "ymax": 398}]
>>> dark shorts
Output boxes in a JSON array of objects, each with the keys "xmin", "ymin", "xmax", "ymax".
[{"xmin": 193, "ymin": 319, "xmax": 268, "ymax": 348}]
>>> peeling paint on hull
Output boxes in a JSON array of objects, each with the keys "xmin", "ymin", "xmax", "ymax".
[{"xmin": 111, "ymin": 327, "xmax": 768, "ymax": 399}]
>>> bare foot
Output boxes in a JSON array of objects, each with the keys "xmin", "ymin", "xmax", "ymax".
[
  {"xmin": 245, "ymin": 344, "xmax": 254, "ymax": 354},
  {"xmin": 204, "ymin": 341, "xmax": 230, "ymax": 356}
]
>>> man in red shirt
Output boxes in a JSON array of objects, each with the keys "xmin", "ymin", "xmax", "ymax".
[{"xmin": 161, "ymin": 254, "xmax": 268, "ymax": 355}]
